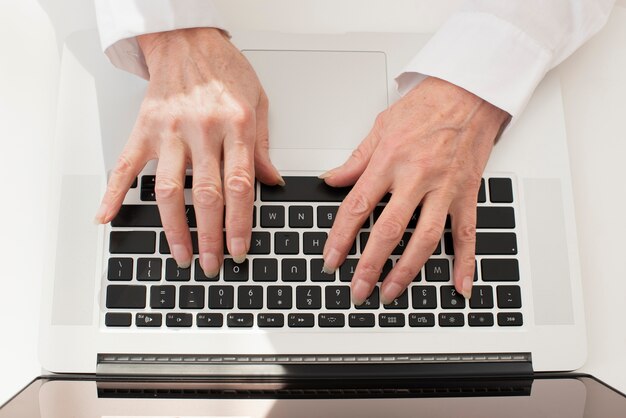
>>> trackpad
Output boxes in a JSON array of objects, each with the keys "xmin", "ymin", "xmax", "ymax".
[{"xmin": 243, "ymin": 50, "xmax": 389, "ymax": 156}]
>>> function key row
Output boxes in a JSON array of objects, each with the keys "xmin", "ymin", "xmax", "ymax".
[
  {"xmin": 106, "ymin": 284, "xmax": 522, "ymax": 311},
  {"xmin": 108, "ymin": 257, "xmax": 519, "ymax": 284},
  {"xmin": 105, "ymin": 311, "xmax": 523, "ymax": 328},
  {"xmin": 136, "ymin": 176, "xmax": 513, "ymax": 204}
]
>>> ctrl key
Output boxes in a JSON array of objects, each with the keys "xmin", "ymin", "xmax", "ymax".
[
  {"xmin": 498, "ymin": 312, "xmax": 523, "ymax": 326},
  {"xmin": 105, "ymin": 312, "xmax": 131, "ymax": 327}
]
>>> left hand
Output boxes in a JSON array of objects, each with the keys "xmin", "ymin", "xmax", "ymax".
[{"xmin": 321, "ymin": 76, "xmax": 510, "ymax": 305}]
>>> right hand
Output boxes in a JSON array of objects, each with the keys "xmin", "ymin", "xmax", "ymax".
[{"xmin": 94, "ymin": 28, "xmax": 283, "ymax": 276}]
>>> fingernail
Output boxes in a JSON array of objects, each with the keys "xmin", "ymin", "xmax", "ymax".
[
  {"xmin": 461, "ymin": 276, "xmax": 473, "ymax": 299},
  {"xmin": 381, "ymin": 282, "xmax": 403, "ymax": 305},
  {"xmin": 93, "ymin": 203, "xmax": 108, "ymax": 224},
  {"xmin": 172, "ymin": 244, "xmax": 191, "ymax": 269},
  {"xmin": 231, "ymin": 238, "xmax": 247, "ymax": 263},
  {"xmin": 323, "ymin": 248, "xmax": 341, "ymax": 274},
  {"xmin": 318, "ymin": 168, "xmax": 336, "ymax": 180},
  {"xmin": 276, "ymin": 176, "xmax": 286, "ymax": 186},
  {"xmin": 351, "ymin": 279, "xmax": 371, "ymax": 306},
  {"xmin": 201, "ymin": 253, "xmax": 220, "ymax": 278}
]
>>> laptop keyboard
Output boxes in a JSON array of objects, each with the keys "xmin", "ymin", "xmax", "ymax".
[{"xmin": 103, "ymin": 176, "xmax": 523, "ymax": 330}]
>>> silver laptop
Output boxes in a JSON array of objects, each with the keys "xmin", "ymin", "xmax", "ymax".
[{"xmin": 37, "ymin": 29, "xmax": 586, "ymax": 380}]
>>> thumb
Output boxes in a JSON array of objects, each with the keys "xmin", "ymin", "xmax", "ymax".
[{"xmin": 321, "ymin": 129, "xmax": 380, "ymax": 187}]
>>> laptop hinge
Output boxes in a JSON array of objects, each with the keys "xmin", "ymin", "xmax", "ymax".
[{"xmin": 97, "ymin": 353, "xmax": 533, "ymax": 379}]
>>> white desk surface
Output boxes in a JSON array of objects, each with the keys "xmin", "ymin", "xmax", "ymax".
[{"xmin": 1, "ymin": 0, "xmax": 625, "ymax": 405}]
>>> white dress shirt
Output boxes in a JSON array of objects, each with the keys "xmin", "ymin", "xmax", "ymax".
[{"xmin": 94, "ymin": 0, "xmax": 614, "ymax": 119}]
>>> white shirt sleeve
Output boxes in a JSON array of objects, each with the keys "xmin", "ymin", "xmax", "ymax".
[
  {"xmin": 94, "ymin": 0, "xmax": 229, "ymax": 79},
  {"xmin": 396, "ymin": 0, "xmax": 615, "ymax": 118}
]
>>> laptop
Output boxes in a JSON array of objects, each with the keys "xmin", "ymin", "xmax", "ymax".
[{"xmin": 25, "ymin": 28, "xmax": 597, "ymax": 398}]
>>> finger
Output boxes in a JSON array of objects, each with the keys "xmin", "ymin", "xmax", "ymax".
[
  {"xmin": 155, "ymin": 139, "xmax": 192, "ymax": 268},
  {"xmin": 190, "ymin": 141, "xmax": 224, "ymax": 278},
  {"xmin": 223, "ymin": 107, "xmax": 256, "ymax": 263},
  {"xmin": 254, "ymin": 91, "xmax": 284, "ymax": 186},
  {"xmin": 95, "ymin": 139, "xmax": 149, "ymax": 224},
  {"xmin": 381, "ymin": 193, "xmax": 450, "ymax": 304},
  {"xmin": 320, "ymin": 123, "xmax": 381, "ymax": 188},
  {"xmin": 449, "ymin": 195, "xmax": 478, "ymax": 299},
  {"xmin": 351, "ymin": 189, "xmax": 421, "ymax": 305},
  {"xmin": 322, "ymin": 166, "xmax": 390, "ymax": 274}
]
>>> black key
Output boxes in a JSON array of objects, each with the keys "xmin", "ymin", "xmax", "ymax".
[
  {"xmin": 165, "ymin": 258, "xmax": 191, "ymax": 281},
  {"xmin": 296, "ymin": 286, "xmax": 322, "ymax": 309},
  {"xmin": 481, "ymin": 259, "xmax": 520, "ymax": 282},
  {"xmin": 131, "ymin": 177, "xmax": 138, "ymax": 188},
  {"xmin": 261, "ymin": 177, "xmax": 352, "ymax": 202},
  {"xmin": 497, "ymin": 285, "xmax": 522, "ymax": 308},
  {"xmin": 310, "ymin": 259, "xmax": 336, "ymax": 282},
  {"xmin": 105, "ymin": 312, "xmax": 131, "ymax": 327},
  {"xmin": 489, "ymin": 178, "xmax": 513, "ymax": 203},
  {"xmin": 478, "ymin": 179, "xmax": 486, "ymax": 203},
  {"xmin": 267, "ymin": 286, "xmax": 292, "ymax": 309},
  {"xmin": 439, "ymin": 313, "xmax": 464, "ymax": 327},
  {"xmin": 252, "ymin": 259, "xmax": 278, "ymax": 282},
  {"xmin": 194, "ymin": 259, "xmax": 219, "ymax": 281},
  {"xmin": 412, "ymin": 286, "xmax": 437, "ymax": 309},
  {"xmin": 109, "ymin": 231, "xmax": 155, "ymax": 254},
  {"xmin": 180, "ymin": 286, "xmax": 204, "ymax": 309},
  {"xmin": 137, "ymin": 258, "xmax": 162, "ymax": 281},
  {"xmin": 425, "ymin": 259, "xmax": 450, "ymax": 282},
  {"xmin": 111, "ymin": 205, "xmax": 160, "ymax": 227},
  {"xmin": 325, "ymin": 286, "xmax": 351, "ymax": 309},
  {"xmin": 498, "ymin": 312, "xmax": 524, "ymax": 326},
  {"xmin": 223, "ymin": 259, "xmax": 249, "ymax": 281},
  {"xmin": 136, "ymin": 313, "xmax": 162, "ymax": 327},
  {"xmin": 258, "ymin": 313, "xmax": 284, "ymax": 328},
  {"xmin": 303, "ymin": 232, "xmax": 328, "ymax": 254},
  {"xmin": 379, "ymin": 313, "xmax": 405, "ymax": 327},
  {"xmin": 184, "ymin": 175, "xmax": 193, "ymax": 189},
  {"xmin": 444, "ymin": 232, "xmax": 517, "ymax": 255},
  {"xmin": 383, "ymin": 289, "xmax": 408, "ymax": 309},
  {"xmin": 208, "ymin": 286, "xmax": 234, "ymax": 309},
  {"xmin": 391, "ymin": 233, "xmax": 412, "ymax": 255},
  {"xmin": 379, "ymin": 259, "xmax": 393, "ymax": 282},
  {"xmin": 288, "ymin": 313, "xmax": 314, "ymax": 328},
  {"xmin": 289, "ymin": 206, "xmax": 313, "ymax": 228},
  {"xmin": 260, "ymin": 206, "xmax": 285, "ymax": 228},
  {"xmin": 469, "ymin": 286, "xmax": 494, "ymax": 309},
  {"xmin": 354, "ymin": 287, "xmax": 380, "ymax": 309},
  {"xmin": 409, "ymin": 313, "xmax": 435, "ymax": 327},
  {"xmin": 227, "ymin": 313, "xmax": 254, "ymax": 328},
  {"xmin": 108, "ymin": 258, "xmax": 133, "ymax": 281},
  {"xmin": 319, "ymin": 313, "xmax": 345, "ymax": 328},
  {"xmin": 281, "ymin": 259, "xmax": 307, "ymax": 282},
  {"xmin": 317, "ymin": 206, "xmax": 339, "ymax": 228},
  {"xmin": 197, "ymin": 313, "xmax": 223, "ymax": 327},
  {"xmin": 476, "ymin": 207, "xmax": 515, "ymax": 229},
  {"xmin": 349, "ymin": 313, "xmax": 375, "ymax": 328},
  {"xmin": 339, "ymin": 259, "xmax": 358, "ymax": 282},
  {"xmin": 140, "ymin": 188, "xmax": 156, "ymax": 201},
  {"xmin": 141, "ymin": 175, "xmax": 156, "ymax": 189},
  {"xmin": 440, "ymin": 286, "xmax": 466, "ymax": 309},
  {"xmin": 249, "ymin": 232, "xmax": 271, "ymax": 255},
  {"xmin": 468, "ymin": 312, "xmax": 494, "ymax": 327},
  {"xmin": 166, "ymin": 313, "xmax": 192, "ymax": 327},
  {"xmin": 159, "ymin": 232, "xmax": 199, "ymax": 255},
  {"xmin": 238, "ymin": 286, "xmax": 263, "ymax": 309},
  {"xmin": 413, "ymin": 270, "xmax": 423, "ymax": 282},
  {"xmin": 106, "ymin": 285, "xmax": 146, "ymax": 309},
  {"xmin": 274, "ymin": 232, "xmax": 299, "ymax": 254},
  {"xmin": 150, "ymin": 285, "xmax": 175, "ymax": 309}
]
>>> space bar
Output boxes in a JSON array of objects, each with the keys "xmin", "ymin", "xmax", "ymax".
[{"xmin": 260, "ymin": 176, "xmax": 353, "ymax": 202}]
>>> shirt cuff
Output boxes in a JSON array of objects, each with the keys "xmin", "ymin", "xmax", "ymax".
[
  {"xmin": 395, "ymin": 12, "xmax": 553, "ymax": 119},
  {"xmin": 95, "ymin": 0, "xmax": 230, "ymax": 79}
]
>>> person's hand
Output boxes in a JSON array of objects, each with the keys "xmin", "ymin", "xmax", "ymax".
[
  {"xmin": 321, "ymin": 76, "xmax": 510, "ymax": 304},
  {"xmin": 94, "ymin": 28, "xmax": 283, "ymax": 275}
]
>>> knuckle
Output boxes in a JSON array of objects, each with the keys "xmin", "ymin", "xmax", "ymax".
[
  {"xmin": 357, "ymin": 261, "xmax": 382, "ymax": 278},
  {"xmin": 373, "ymin": 217, "xmax": 405, "ymax": 244},
  {"xmin": 200, "ymin": 112, "xmax": 220, "ymax": 130},
  {"xmin": 155, "ymin": 177, "xmax": 184, "ymax": 200},
  {"xmin": 197, "ymin": 231, "xmax": 222, "ymax": 249},
  {"xmin": 392, "ymin": 263, "xmax": 419, "ymax": 282},
  {"xmin": 192, "ymin": 183, "xmax": 223, "ymax": 208},
  {"xmin": 455, "ymin": 223, "xmax": 476, "ymax": 244},
  {"xmin": 421, "ymin": 223, "xmax": 444, "ymax": 248},
  {"xmin": 343, "ymin": 191, "xmax": 371, "ymax": 217},
  {"xmin": 350, "ymin": 146, "xmax": 367, "ymax": 164},
  {"xmin": 230, "ymin": 104, "xmax": 255, "ymax": 128},
  {"xmin": 225, "ymin": 169, "xmax": 254, "ymax": 199}
]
